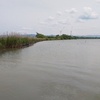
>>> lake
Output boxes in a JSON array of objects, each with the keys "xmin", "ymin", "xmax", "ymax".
[{"xmin": 0, "ymin": 39, "xmax": 100, "ymax": 100}]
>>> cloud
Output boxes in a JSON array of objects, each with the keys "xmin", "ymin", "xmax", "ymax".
[
  {"xmin": 92, "ymin": 26, "xmax": 97, "ymax": 28},
  {"xmin": 51, "ymin": 22, "xmax": 58, "ymax": 27},
  {"xmin": 57, "ymin": 11, "xmax": 62, "ymax": 16},
  {"xmin": 40, "ymin": 16, "xmax": 55, "ymax": 26},
  {"xmin": 18, "ymin": 27, "xmax": 32, "ymax": 34},
  {"xmin": 22, "ymin": 27, "xmax": 32, "ymax": 30},
  {"xmin": 39, "ymin": 21, "xmax": 47, "ymax": 25},
  {"xmin": 96, "ymin": 0, "xmax": 100, "ymax": 3},
  {"xmin": 48, "ymin": 16, "xmax": 54, "ymax": 21},
  {"xmin": 66, "ymin": 8, "xmax": 77, "ymax": 13},
  {"xmin": 58, "ymin": 19, "xmax": 70, "ymax": 25},
  {"xmin": 76, "ymin": 19, "xmax": 85, "ymax": 23},
  {"xmin": 79, "ymin": 7, "xmax": 98, "ymax": 20}
]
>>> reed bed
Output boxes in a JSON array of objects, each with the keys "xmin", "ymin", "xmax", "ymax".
[{"xmin": 0, "ymin": 33, "xmax": 45, "ymax": 50}]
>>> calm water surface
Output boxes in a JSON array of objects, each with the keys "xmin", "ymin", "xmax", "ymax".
[{"xmin": 0, "ymin": 39, "xmax": 100, "ymax": 100}]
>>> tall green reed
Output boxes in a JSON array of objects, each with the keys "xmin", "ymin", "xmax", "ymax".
[{"xmin": 0, "ymin": 32, "xmax": 46, "ymax": 50}]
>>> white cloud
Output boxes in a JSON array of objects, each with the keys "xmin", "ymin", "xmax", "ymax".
[
  {"xmin": 22, "ymin": 27, "xmax": 32, "ymax": 30},
  {"xmin": 83, "ymin": 7, "xmax": 92, "ymax": 13},
  {"xmin": 92, "ymin": 26, "xmax": 97, "ymax": 28},
  {"xmin": 66, "ymin": 8, "xmax": 77, "ymax": 13},
  {"xmin": 0, "ymin": 0, "xmax": 100, "ymax": 35},
  {"xmin": 51, "ymin": 22, "xmax": 58, "ymax": 26},
  {"xmin": 57, "ymin": 11, "xmax": 62, "ymax": 16},
  {"xmin": 39, "ymin": 21, "xmax": 47, "ymax": 25},
  {"xmin": 48, "ymin": 16, "xmax": 55, "ymax": 21},
  {"xmin": 76, "ymin": 19, "xmax": 85, "ymax": 23},
  {"xmin": 79, "ymin": 7, "xmax": 98, "ymax": 20},
  {"xmin": 58, "ymin": 19, "xmax": 70, "ymax": 25},
  {"xmin": 96, "ymin": 0, "xmax": 100, "ymax": 3}
]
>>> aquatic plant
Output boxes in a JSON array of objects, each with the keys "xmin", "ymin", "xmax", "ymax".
[
  {"xmin": 0, "ymin": 32, "xmax": 45, "ymax": 50},
  {"xmin": 0, "ymin": 32, "xmax": 78, "ymax": 51}
]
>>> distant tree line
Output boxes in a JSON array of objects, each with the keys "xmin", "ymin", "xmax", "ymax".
[
  {"xmin": 36, "ymin": 32, "xmax": 77, "ymax": 40},
  {"xmin": 36, "ymin": 32, "xmax": 100, "ymax": 40}
]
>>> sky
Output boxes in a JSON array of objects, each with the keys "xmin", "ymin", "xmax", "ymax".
[{"xmin": 0, "ymin": 0, "xmax": 100, "ymax": 35}]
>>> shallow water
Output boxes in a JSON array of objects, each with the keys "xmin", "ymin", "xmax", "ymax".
[{"xmin": 0, "ymin": 39, "xmax": 100, "ymax": 100}]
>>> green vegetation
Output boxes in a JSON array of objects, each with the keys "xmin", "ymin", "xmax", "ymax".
[
  {"xmin": 36, "ymin": 32, "xmax": 100, "ymax": 40},
  {"xmin": 1, "ymin": 32, "xmax": 99, "ymax": 51},
  {"xmin": 36, "ymin": 32, "xmax": 45, "ymax": 38},
  {"xmin": 36, "ymin": 32, "xmax": 77, "ymax": 40},
  {"xmin": 0, "ymin": 33, "xmax": 46, "ymax": 51}
]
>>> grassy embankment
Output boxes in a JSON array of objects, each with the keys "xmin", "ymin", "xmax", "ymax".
[
  {"xmin": 0, "ymin": 32, "xmax": 77, "ymax": 51},
  {"xmin": 0, "ymin": 33, "xmax": 45, "ymax": 51},
  {"xmin": 1, "ymin": 32, "xmax": 98, "ymax": 51}
]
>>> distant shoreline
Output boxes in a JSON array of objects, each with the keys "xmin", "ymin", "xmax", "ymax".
[{"xmin": 0, "ymin": 32, "xmax": 100, "ymax": 53}]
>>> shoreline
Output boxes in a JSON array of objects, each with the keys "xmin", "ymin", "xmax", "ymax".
[
  {"xmin": 0, "ymin": 40, "xmax": 43, "ymax": 53},
  {"xmin": 1, "ymin": 32, "xmax": 100, "ymax": 53},
  {"xmin": 0, "ymin": 33, "xmax": 46, "ymax": 52}
]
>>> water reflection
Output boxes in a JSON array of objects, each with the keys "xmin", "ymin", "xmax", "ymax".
[{"xmin": 0, "ymin": 49, "xmax": 23, "ymax": 69}]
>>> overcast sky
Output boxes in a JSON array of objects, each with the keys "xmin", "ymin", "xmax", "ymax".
[{"xmin": 0, "ymin": 0, "xmax": 100, "ymax": 35}]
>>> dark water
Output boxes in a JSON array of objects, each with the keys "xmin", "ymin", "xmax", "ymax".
[{"xmin": 0, "ymin": 39, "xmax": 100, "ymax": 100}]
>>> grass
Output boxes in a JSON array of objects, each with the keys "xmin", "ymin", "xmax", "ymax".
[{"xmin": 0, "ymin": 32, "xmax": 45, "ymax": 51}]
